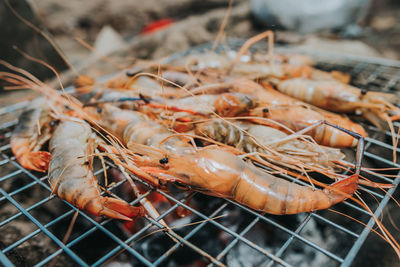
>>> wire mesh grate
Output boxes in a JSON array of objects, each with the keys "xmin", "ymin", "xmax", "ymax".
[{"xmin": 0, "ymin": 41, "xmax": 399, "ymax": 266}]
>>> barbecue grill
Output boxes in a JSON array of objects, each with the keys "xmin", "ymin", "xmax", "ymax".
[{"xmin": 0, "ymin": 40, "xmax": 399, "ymax": 266}]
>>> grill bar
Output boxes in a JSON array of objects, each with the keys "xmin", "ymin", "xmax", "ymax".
[
  {"xmin": 153, "ymin": 202, "xmax": 228, "ymax": 266},
  {"xmin": 311, "ymin": 213, "xmax": 359, "ymax": 238},
  {"xmin": 266, "ymin": 214, "xmax": 314, "ymax": 267},
  {"xmin": 91, "ymin": 194, "xmax": 172, "ymax": 267},
  {"xmin": 145, "ymin": 215, "xmax": 227, "ymax": 266},
  {"xmin": 213, "ymin": 215, "xmax": 263, "ymax": 265},
  {"xmin": 157, "ymin": 190, "xmax": 293, "ymax": 266},
  {"xmin": 0, "ymin": 250, "xmax": 13, "ymax": 267},
  {"xmin": 226, "ymin": 200, "xmax": 346, "ymax": 262},
  {"xmin": 341, "ymin": 176, "xmax": 400, "ymax": 267},
  {"xmin": 0, "ymin": 188, "xmax": 89, "ymax": 266},
  {"xmin": 34, "ymin": 189, "xmax": 154, "ymax": 267},
  {"xmin": 4, "ymin": 202, "xmax": 70, "ymax": 254},
  {"xmin": 2, "ymin": 167, "xmax": 113, "ymax": 252}
]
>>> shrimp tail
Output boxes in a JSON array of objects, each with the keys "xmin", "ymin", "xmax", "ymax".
[
  {"xmin": 322, "ymin": 173, "xmax": 358, "ymax": 206},
  {"xmin": 11, "ymin": 137, "xmax": 51, "ymax": 172},
  {"xmin": 98, "ymin": 197, "xmax": 145, "ymax": 221},
  {"xmin": 321, "ymin": 122, "xmax": 363, "ymax": 204},
  {"xmin": 27, "ymin": 151, "xmax": 51, "ymax": 172}
]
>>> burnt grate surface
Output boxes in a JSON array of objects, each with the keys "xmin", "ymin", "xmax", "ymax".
[{"xmin": 0, "ymin": 41, "xmax": 400, "ymax": 267}]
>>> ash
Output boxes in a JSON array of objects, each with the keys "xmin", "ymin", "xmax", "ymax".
[{"xmin": 226, "ymin": 213, "xmax": 348, "ymax": 267}]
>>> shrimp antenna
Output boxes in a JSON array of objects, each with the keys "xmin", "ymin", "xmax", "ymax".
[
  {"xmin": 12, "ymin": 45, "xmax": 66, "ymax": 92},
  {"xmin": 211, "ymin": 0, "xmax": 234, "ymax": 51},
  {"xmin": 228, "ymin": 30, "xmax": 274, "ymax": 74}
]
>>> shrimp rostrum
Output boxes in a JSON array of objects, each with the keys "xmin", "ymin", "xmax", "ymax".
[{"xmin": 88, "ymin": 104, "xmax": 364, "ymax": 215}]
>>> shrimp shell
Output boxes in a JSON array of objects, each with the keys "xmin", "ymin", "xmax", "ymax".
[
  {"xmin": 153, "ymin": 147, "xmax": 358, "ymax": 215},
  {"xmin": 90, "ymin": 104, "xmax": 191, "ymax": 154},
  {"xmin": 49, "ymin": 120, "xmax": 144, "ymax": 220},
  {"xmin": 229, "ymin": 79, "xmax": 367, "ymax": 147},
  {"xmin": 11, "ymin": 97, "xmax": 52, "ymax": 172},
  {"xmin": 195, "ymin": 119, "xmax": 344, "ymax": 169},
  {"xmin": 277, "ymin": 78, "xmax": 400, "ymax": 128}
]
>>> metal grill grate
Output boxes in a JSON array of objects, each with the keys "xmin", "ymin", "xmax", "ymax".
[{"xmin": 0, "ymin": 41, "xmax": 400, "ymax": 267}]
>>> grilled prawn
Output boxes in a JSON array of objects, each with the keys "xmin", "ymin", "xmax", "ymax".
[
  {"xmin": 151, "ymin": 93, "xmax": 257, "ymax": 117},
  {"xmin": 277, "ymin": 78, "xmax": 400, "ymax": 129},
  {"xmin": 256, "ymin": 105, "xmax": 366, "ymax": 147},
  {"xmin": 172, "ymin": 51, "xmax": 347, "ymax": 83},
  {"xmin": 91, "ymin": 104, "xmax": 191, "ymax": 153},
  {"xmin": 235, "ymin": 80, "xmax": 367, "ymax": 147},
  {"xmin": 48, "ymin": 119, "xmax": 144, "ymax": 220},
  {"xmin": 146, "ymin": 147, "xmax": 361, "ymax": 215},
  {"xmin": 195, "ymin": 119, "xmax": 344, "ymax": 169}
]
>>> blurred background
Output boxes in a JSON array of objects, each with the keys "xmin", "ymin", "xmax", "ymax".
[{"xmin": 1, "ymin": 0, "xmax": 399, "ymax": 85}]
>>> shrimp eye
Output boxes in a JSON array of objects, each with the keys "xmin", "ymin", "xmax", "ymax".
[
  {"xmin": 126, "ymin": 65, "xmax": 142, "ymax": 77},
  {"xmin": 262, "ymin": 108, "xmax": 269, "ymax": 113},
  {"xmin": 139, "ymin": 93, "xmax": 151, "ymax": 103},
  {"xmin": 96, "ymin": 107, "xmax": 102, "ymax": 113},
  {"xmin": 50, "ymin": 120, "xmax": 57, "ymax": 127},
  {"xmin": 159, "ymin": 179, "xmax": 167, "ymax": 186},
  {"xmin": 159, "ymin": 157, "xmax": 169, "ymax": 164},
  {"xmin": 126, "ymin": 70, "xmax": 136, "ymax": 77},
  {"xmin": 361, "ymin": 89, "xmax": 368, "ymax": 95}
]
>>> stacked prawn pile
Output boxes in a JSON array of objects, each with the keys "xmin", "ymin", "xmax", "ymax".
[{"xmin": 2, "ymin": 39, "xmax": 400, "ymax": 225}]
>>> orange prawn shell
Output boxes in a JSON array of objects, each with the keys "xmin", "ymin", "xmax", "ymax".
[
  {"xmin": 10, "ymin": 97, "xmax": 53, "ymax": 172},
  {"xmin": 159, "ymin": 147, "xmax": 358, "ymax": 215},
  {"xmin": 166, "ymin": 148, "xmax": 241, "ymax": 197},
  {"xmin": 48, "ymin": 120, "xmax": 143, "ymax": 220}
]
